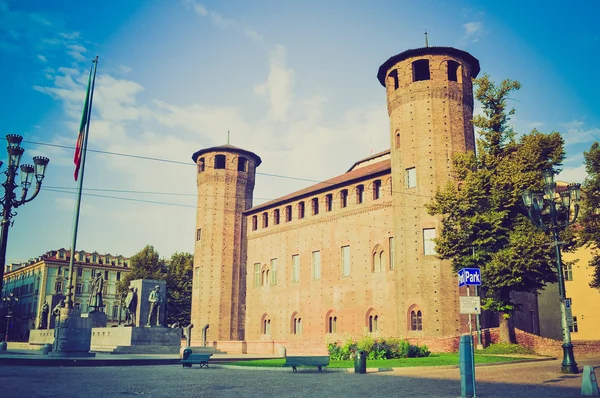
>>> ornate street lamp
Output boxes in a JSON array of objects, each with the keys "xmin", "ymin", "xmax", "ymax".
[
  {"xmin": 0, "ymin": 134, "xmax": 49, "ymax": 297},
  {"xmin": 522, "ymin": 169, "xmax": 581, "ymax": 374},
  {"xmin": 2, "ymin": 292, "xmax": 18, "ymax": 343}
]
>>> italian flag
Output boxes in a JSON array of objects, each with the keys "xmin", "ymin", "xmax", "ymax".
[{"xmin": 74, "ymin": 69, "xmax": 92, "ymax": 181}]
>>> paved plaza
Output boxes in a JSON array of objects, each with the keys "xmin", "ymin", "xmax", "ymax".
[{"xmin": 1, "ymin": 357, "xmax": 599, "ymax": 397}]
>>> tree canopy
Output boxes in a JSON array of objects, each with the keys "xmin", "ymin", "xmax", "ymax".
[
  {"xmin": 578, "ymin": 142, "xmax": 600, "ymax": 288},
  {"xmin": 426, "ymin": 74, "xmax": 565, "ymax": 342}
]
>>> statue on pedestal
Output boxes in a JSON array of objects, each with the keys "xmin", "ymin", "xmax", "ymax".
[
  {"xmin": 38, "ymin": 301, "xmax": 49, "ymax": 329},
  {"xmin": 124, "ymin": 286, "xmax": 138, "ymax": 326},
  {"xmin": 146, "ymin": 285, "xmax": 163, "ymax": 327},
  {"xmin": 52, "ymin": 300, "xmax": 64, "ymax": 326},
  {"xmin": 88, "ymin": 271, "xmax": 104, "ymax": 312}
]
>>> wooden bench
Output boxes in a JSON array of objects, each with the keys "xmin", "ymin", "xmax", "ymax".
[
  {"xmin": 181, "ymin": 353, "xmax": 212, "ymax": 368},
  {"xmin": 284, "ymin": 356, "xmax": 330, "ymax": 372}
]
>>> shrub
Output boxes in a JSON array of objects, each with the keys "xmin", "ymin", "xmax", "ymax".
[
  {"xmin": 327, "ymin": 337, "xmax": 430, "ymax": 360},
  {"xmin": 477, "ymin": 343, "xmax": 535, "ymax": 355}
]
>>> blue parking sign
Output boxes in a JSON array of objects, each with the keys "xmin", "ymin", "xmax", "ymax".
[{"xmin": 458, "ymin": 268, "xmax": 482, "ymax": 287}]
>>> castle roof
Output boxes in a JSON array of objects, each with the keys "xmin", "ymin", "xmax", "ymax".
[
  {"xmin": 191, "ymin": 144, "xmax": 262, "ymax": 166},
  {"xmin": 377, "ymin": 46, "xmax": 481, "ymax": 86},
  {"xmin": 246, "ymin": 157, "xmax": 391, "ymax": 214}
]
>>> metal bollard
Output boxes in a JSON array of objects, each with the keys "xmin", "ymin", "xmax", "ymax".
[{"xmin": 42, "ymin": 343, "xmax": 52, "ymax": 355}]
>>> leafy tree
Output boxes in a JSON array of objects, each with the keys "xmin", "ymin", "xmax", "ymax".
[
  {"xmin": 578, "ymin": 142, "xmax": 600, "ymax": 287},
  {"xmin": 117, "ymin": 245, "xmax": 166, "ymax": 294},
  {"xmin": 165, "ymin": 252, "xmax": 193, "ymax": 326},
  {"xmin": 426, "ymin": 74, "xmax": 564, "ymax": 343}
]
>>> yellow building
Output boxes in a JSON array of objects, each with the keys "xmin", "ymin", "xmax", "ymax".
[{"xmin": 1, "ymin": 248, "xmax": 130, "ymax": 341}]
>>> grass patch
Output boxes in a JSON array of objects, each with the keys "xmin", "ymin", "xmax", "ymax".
[
  {"xmin": 226, "ymin": 354, "xmax": 524, "ymax": 368},
  {"xmin": 476, "ymin": 343, "xmax": 535, "ymax": 355}
]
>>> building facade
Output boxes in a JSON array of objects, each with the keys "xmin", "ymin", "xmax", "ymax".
[
  {"xmin": 191, "ymin": 46, "xmax": 539, "ymax": 349},
  {"xmin": 1, "ymin": 249, "xmax": 130, "ymax": 341}
]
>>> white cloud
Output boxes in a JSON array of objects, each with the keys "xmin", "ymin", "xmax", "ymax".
[
  {"xmin": 37, "ymin": 54, "xmax": 47, "ymax": 62},
  {"xmin": 254, "ymin": 45, "xmax": 293, "ymax": 121},
  {"xmin": 462, "ymin": 21, "xmax": 486, "ymax": 44},
  {"xmin": 561, "ymin": 120, "xmax": 600, "ymax": 146},
  {"xmin": 558, "ymin": 164, "xmax": 586, "ymax": 184}
]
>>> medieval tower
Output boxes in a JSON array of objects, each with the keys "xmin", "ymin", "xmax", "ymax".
[
  {"xmin": 191, "ymin": 145, "xmax": 261, "ymax": 343},
  {"xmin": 377, "ymin": 47, "xmax": 480, "ymax": 336}
]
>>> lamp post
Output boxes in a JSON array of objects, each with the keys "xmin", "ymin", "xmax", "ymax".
[
  {"xmin": 0, "ymin": 134, "xmax": 49, "ymax": 297},
  {"xmin": 522, "ymin": 169, "xmax": 581, "ymax": 374},
  {"xmin": 2, "ymin": 292, "xmax": 18, "ymax": 342}
]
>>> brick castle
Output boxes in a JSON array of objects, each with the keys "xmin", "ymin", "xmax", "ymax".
[{"xmin": 189, "ymin": 46, "xmax": 536, "ymax": 353}]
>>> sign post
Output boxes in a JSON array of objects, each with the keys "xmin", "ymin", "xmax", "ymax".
[{"xmin": 458, "ymin": 268, "xmax": 482, "ymax": 398}]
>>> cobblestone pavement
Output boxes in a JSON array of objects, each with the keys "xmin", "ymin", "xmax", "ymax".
[{"xmin": 1, "ymin": 357, "xmax": 598, "ymax": 397}]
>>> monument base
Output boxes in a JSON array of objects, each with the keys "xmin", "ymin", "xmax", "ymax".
[
  {"xmin": 48, "ymin": 307, "xmax": 95, "ymax": 358},
  {"xmin": 81, "ymin": 311, "xmax": 108, "ymax": 328},
  {"xmin": 91, "ymin": 326, "xmax": 182, "ymax": 354}
]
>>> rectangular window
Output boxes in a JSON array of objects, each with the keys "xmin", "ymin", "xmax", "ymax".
[
  {"xmin": 563, "ymin": 263, "xmax": 573, "ymax": 281},
  {"xmin": 77, "ymin": 267, "xmax": 83, "ymax": 277},
  {"xmin": 570, "ymin": 316, "xmax": 579, "ymax": 333},
  {"xmin": 423, "ymin": 228, "xmax": 437, "ymax": 255},
  {"xmin": 326, "ymin": 194, "xmax": 333, "ymax": 212},
  {"xmin": 292, "ymin": 255, "xmax": 300, "ymax": 283},
  {"xmin": 116, "ymin": 271, "xmax": 121, "ymax": 281},
  {"xmin": 112, "ymin": 305, "xmax": 119, "ymax": 319},
  {"xmin": 312, "ymin": 198, "xmax": 319, "ymax": 215},
  {"xmin": 406, "ymin": 167, "xmax": 416, "ymax": 188},
  {"xmin": 389, "ymin": 237, "xmax": 395, "ymax": 270},
  {"xmin": 274, "ymin": 209, "xmax": 280, "ymax": 225},
  {"xmin": 196, "ymin": 228, "xmax": 202, "ymax": 241},
  {"xmin": 312, "ymin": 251, "xmax": 321, "ymax": 280},
  {"xmin": 340, "ymin": 190, "xmax": 348, "ymax": 208},
  {"xmin": 341, "ymin": 246, "xmax": 350, "ymax": 276},
  {"xmin": 102, "ymin": 285, "xmax": 108, "ymax": 295},
  {"xmin": 270, "ymin": 258, "xmax": 277, "ymax": 285},
  {"xmin": 78, "ymin": 253, "xmax": 84, "ymax": 261},
  {"xmin": 285, "ymin": 205, "xmax": 292, "ymax": 222},
  {"xmin": 373, "ymin": 180, "xmax": 382, "ymax": 200},
  {"xmin": 104, "ymin": 270, "xmax": 109, "ymax": 280},
  {"xmin": 262, "ymin": 212, "xmax": 269, "ymax": 228},
  {"xmin": 76, "ymin": 283, "xmax": 82, "ymax": 294},
  {"xmin": 298, "ymin": 202, "xmax": 305, "ymax": 219},
  {"xmin": 55, "ymin": 281, "xmax": 62, "ymax": 293},
  {"xmin": 254, "ymin": 263, "xmax": 261, "ymax": 287},
  {"xmin": 356, "ymin": 185, "xmax": 364, "ymax": 204}
]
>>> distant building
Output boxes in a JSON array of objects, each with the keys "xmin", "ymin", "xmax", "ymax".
[
  {"xmin": 538, "ymin": 246, "xmax": 600, "ymax": 341},
  {"xmin": 1, "ymin": 249, "xmax": 130, "ymax": 341}
]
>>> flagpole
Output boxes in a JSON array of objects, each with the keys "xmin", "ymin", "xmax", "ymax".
[{"xmin": 66, "ymin": 56, "xmax": 99, "ymax": 309}]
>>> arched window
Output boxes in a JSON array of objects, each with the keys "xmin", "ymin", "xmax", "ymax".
[
  {"xmin": 262, "ymin": 212, "xmax": 268, "ymax": 228},
  {"xmin": 215, "ymin": 154, "xmax": 226, "ymax": 169},
  {"xmin": 447, "ymin": 60, "xmax": 460, "ymax": 82},
  {"xmin": 252, "ymin": 216, "xmax": 258, "ymax": 231},
  {"xmin": 412, "ymin": 59, "xmax": 430, "ymax": 82},
  {"xmin": 262, "ymin": 270, "xmax": 269, "ymax": 286},
  {"xmin": 262, "ymin": 318, "xmax": 271, "ymax": 335},
  {"xmin": 387, "ymin": 69, "xmax": 399, "ymax": 90},
  {"xmin": 328, "ymin": 316, "xmax": 337, "ymax": 333},
  {"xmin": 237, "ymin": 157, "xmax": 247, "ymax": 172},
  {"xmin": 198, "ymin": 157, "xmax": 205, "ymax": 172},
  {"xmin": 410, "ymin": 310, "xmax": 423, "ymax": 331},
  {"xmin": 369, "ymin": 315, "xmax": 379, "ymax": 333},
  {"xmin": 293, "ymin": 317, "xmax": 302, "ymax": 335}
]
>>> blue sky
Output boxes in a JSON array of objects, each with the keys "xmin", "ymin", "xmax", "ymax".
[{"xmin": 1, "ymin": 0, "xmax": 599, "ymax": 263}]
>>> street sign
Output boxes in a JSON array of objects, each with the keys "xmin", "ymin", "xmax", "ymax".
[
  {"xmin": 458, "ymin": 268, "xmax": 482, "ymax": 287},
  {"xmin": 460, "ymin": 296, "xmax": 481, "ymax": 314},
  {"xmin": 565, "ymin": 298, "xmax": 573, "ymax": 327}
]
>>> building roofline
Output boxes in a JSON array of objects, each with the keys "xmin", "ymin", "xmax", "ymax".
[
  {"xmin": 377, "ymin": 46, "xmax": 480, "ymax": 86},
  {"xmin": 245, "ymin": 159, "xmax": 391, "ymax": 215},
  {"xmin": 346, "ymin": 149, "xmax": 391, "ymax": 172},
  {"xmin": 191, "ymin": 144, "xmax": 262, "ymax": 166}
]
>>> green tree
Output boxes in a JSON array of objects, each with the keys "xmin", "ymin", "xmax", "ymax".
[
  {"xmin": 426, "ymin": 74, "xmax": 564, "ymax": 343},
  {"xmin": 117, "ymin": 245, "xmax": 166, "ymax": 294},
  {"xmin": 579, "ymin": 142, "xmax": 600, "ymax": 287},
  {"xmin": 165, "ymin": 252, "xmax": 193, "ymax": 326}
]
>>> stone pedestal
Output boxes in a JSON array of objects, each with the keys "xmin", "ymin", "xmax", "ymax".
[
  {"xmin": 48, "ymin": 307, "xmax": 95, "ymax": 357},
  {"xmin": 130, "ymin": 279, "xmax": 166, "ymax": 328},
  {"xmin": 82, "ymin": 311, "xmax": 108, "ymax": 328},
  {"xmin": 90, "ymin": 326, "xmax": 181, "ymax": 354}
]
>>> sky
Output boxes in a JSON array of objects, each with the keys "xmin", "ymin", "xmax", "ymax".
[{"xmin": 1, "ymin": 0, "xmax": 599, "ymax": 263}]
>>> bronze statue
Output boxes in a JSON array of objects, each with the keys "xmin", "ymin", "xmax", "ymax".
[
  {"xmin": 39, "ymin": 301, "xmax": 49, "ymax": 329},
  {"xmin": 88, "ymin": 271, "xmax": 104, "ymax": 312},
  {"xmin": 52, "ymin": 299, "xmax": 64, "ymax": 326},
  {"xmin": 146, "ymin": 285, "xmax": 163, "ymax": 327},
  {"xmin": 124, "ymin": 286, "xmax": 138, "ymax": 326}
]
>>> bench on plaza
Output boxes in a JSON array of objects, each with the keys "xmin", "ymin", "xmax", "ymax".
[
  {"xmin": 283, "ymin": 356, "xmax": 330, "ymax": 373},
  {"xmin": 181, "ymin": 353, "xmax": 212, "ymax": 369}
]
